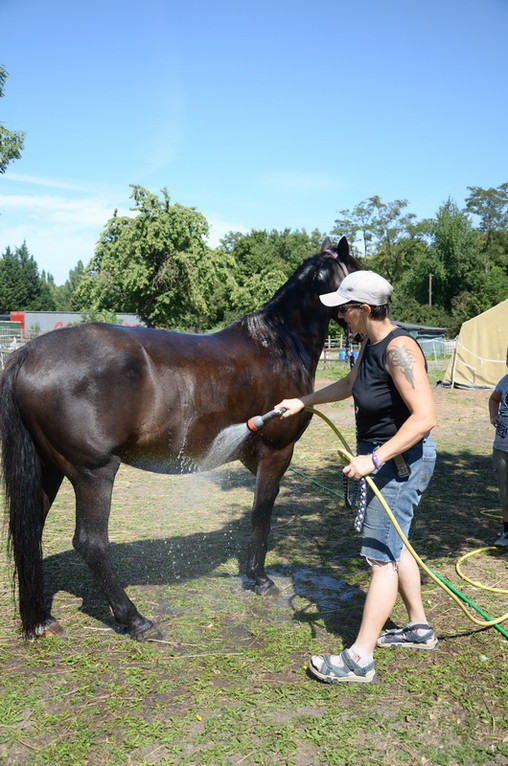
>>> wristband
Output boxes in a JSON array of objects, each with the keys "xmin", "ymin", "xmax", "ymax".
[{"xmin": 371, "ymin": 450, "xmax": 381, "ymax": 470}]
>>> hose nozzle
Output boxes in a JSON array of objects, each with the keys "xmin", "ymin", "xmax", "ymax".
[{"xmin": 247, "ymin": 407, "xmax": 287, "ymax": 432}]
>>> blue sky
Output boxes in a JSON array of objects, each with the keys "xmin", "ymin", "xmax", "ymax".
[{"xmin": 1, "ymin": 0, "xmax": 507, "ymax": 285}]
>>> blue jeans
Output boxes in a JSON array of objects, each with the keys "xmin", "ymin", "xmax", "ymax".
[{"xmin": 357, "ymin": 436, "xmax": 436, "ymax": 563}]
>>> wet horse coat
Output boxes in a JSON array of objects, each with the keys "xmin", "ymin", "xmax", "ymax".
[{"xmin": 0, "ymin": 237, "xmax": 359, "ymax": 639}]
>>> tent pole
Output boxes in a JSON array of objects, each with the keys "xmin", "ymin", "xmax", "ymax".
[{"xmin": 451, "ymin": 345, "xmax": 458, "ymax": 387}]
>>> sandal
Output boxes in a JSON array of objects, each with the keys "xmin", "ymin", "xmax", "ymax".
[
  {"xmin": 376, "ymin": 623, "xmax": 438, "ymax": 650},
  {"xmin": 309, "ymin": 651, "xmax": 376, "ymax": 684}
]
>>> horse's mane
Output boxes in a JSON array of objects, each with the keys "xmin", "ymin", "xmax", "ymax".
[{"xmin": 230, "ymin": 244, "xmax": 359, "ymax": 361}]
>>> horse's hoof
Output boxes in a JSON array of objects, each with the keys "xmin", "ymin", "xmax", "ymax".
[
  {"xmin": 44, "ymin": 621, "xmax": 65, "ymax": 637},
  {"xmin": 131, "ymin": 621, "xmax": 163, "ymax": 642},
  {"xmin": 33, "ymin": 618, "xmax": 65, "ymax": 639},
  {"xmin": 254, "ymin": 579, "xmax": 279, "ymax": 596}
]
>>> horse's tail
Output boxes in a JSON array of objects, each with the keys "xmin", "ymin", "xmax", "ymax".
[{"xmin": 0, "ymin": 346, "xmax": 45, "ymax": 638}]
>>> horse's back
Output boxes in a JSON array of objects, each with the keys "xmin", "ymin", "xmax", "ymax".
[
  {"xmin": 12, "ymin": 322, "xmax": 232, "ymax": 392},
  {"xmin": 14, "ymin": 323, "xmax": 153, "ymax": 402}
]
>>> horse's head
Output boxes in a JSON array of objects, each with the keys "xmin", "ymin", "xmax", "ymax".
[
  {"xmin": 315, "ymin": 236, "xmax": 361, "ymax": 332},
  {"xmin": 320, "ymin": 237, "xmax": 361, "ymax": 340},
  {"xmin": 242, "ymin": 235, "xmax": 361, "ymax": 360},
  {"xmin": 319, "ymin": 235, "xmax": 360, "ymax": 284}
]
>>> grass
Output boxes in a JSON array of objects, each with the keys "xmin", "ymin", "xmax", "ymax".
[{"xmin": 1, "ymin": 370, "xmax": 507, "ymax": 765}]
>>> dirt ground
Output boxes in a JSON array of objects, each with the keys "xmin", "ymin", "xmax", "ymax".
[
  {"xmin": 1, "ymin": 382, "xmax": 502, "ymax": 640},
  {"xmin": 1, "ymin": 381, "xmax": 507, "ymax": 766}
]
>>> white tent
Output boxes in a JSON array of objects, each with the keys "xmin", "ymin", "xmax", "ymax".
[{"xmin": 443, "ymin": 300, "xmax": 508, "ymax": 389}]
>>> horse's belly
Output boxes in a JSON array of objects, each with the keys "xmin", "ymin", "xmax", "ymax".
[{"xmin": 122, "ymin": 454, "xmax": 202, "ymax": 475}]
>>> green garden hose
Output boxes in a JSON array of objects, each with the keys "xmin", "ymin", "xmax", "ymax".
[{"xmin": 303, "ymin": 406, "xmax": 508, "ymax": 638}]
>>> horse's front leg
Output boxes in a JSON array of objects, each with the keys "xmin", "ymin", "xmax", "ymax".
[
  {"xmin": 246, "ymin": 445, "xmax": 294, "ymax": 594},
  {"xmin": 72, "ymin": 463, "xmax": 162, "ymax": 640}
]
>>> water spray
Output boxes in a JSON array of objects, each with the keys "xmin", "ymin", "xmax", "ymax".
[{"xmin": 246, "ymin": 407, "xmax": 287, "ymax": 432}]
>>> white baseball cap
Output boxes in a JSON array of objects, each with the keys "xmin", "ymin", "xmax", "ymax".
[{"xmin": 319, "ymin": 270, "xmax": 393, "ymax": 307}]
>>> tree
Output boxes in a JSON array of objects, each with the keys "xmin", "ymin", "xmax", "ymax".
[
  {"xmin": 465, "ymin": 183, "xmax": 508, "ymax": 240},
  {"xmin": 430, "ymin": 199, "xmax": 484, "ymax": 313},
  {"xmin": 0, "ymin": 67, "xmax": 25, "ymax": 175},
  {"xmin": 412, "ymin": 197, "xmax": 508, "ymax": 333},
  {"xmin": 53, "ymin": 260, "xmax": 86, "ymax": 310},
  {"xmin": 332, "ymin": 199, "xmax": 377, "ymax": 258},
  {"xmin": 465, "ymin": 183, "xmax": 508, "ymax": 268},
  {"xmin": 332, "ymin": 196, "xmax": 423, "ymax": 283},
  {"xmin": 73, "ymin": 186, "xmax": 237, "ymax": 329},
  {"xmin": 217, "ymin": 228, "xmax": 324, "ymax": 317},
  {"xmin": 397, "ymin": 198, "xmax": 482, "ymax": 322},
  {"xmin": 390, "ymin": 294, "xmax": 451, "ymax": 329},
  {"xmin": 0, "ymin": 242, "xmax": 55, "ymax": 312}
]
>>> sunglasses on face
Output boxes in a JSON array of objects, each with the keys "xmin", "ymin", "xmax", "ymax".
[{"xmin": 337, "ymin": 303, "xmax": 363, "ymax": 316}]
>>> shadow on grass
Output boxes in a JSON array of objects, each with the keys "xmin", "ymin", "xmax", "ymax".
[
  {"xmin": 37, "ymin": 446, "xmax": 499, "ymax": 642},
  {"xmin": 284, "ymin": 447, "xmax": 500, "ymax": 557}
]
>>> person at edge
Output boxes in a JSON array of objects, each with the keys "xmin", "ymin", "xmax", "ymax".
[
  {"xmin": 488, "ymin": 347, "xmax": 508, "ymax": 547},
  {"xmin": 274, "ymin": 270, "xmax": 438, "ymax": 684}
]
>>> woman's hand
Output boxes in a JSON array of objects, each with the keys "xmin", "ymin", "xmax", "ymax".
[
  {"xmin": 342, "ymin": 454, "xmax": 376, "ymax": 480},
  {"xmin": 274, "ymin": 399, "xmax": 305, "ymax": 417}
]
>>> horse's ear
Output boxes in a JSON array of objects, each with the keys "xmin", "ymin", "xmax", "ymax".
[
  {"xmin": 336, "ymin": 236, "xmax": 349, "ymax": 257},
  {"xmin": 320, "ymin": 237, "xmax": 332, "ymax": 252}
]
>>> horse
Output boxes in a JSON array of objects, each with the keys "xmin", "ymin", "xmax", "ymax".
[{"xmin": 0, "ymin": 236, "xmax": 360, "ymax": 640}]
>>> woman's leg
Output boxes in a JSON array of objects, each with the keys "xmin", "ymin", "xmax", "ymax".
[
  {"xmin": 397, "ymin": 546, "xmax": 429, "ymax": 624},
  {"xmin": 354, "ymin": 546, "xmax": 430, "ymax": 655},
  {"xmin": 353, "ymin": 560, "xmax": 399, "ymax": 655},
  {"xmin": 493, "ymin": 449, "xmax": 508, "ymax": 544}
]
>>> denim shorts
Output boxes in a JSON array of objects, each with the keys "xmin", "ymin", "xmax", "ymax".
[{"xmin": 357, "ymin": 435, "xmax": 437, "ymax": 563}]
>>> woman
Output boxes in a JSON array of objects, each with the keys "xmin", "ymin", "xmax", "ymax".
[{"xmin": 275, "ymin": 270, "xmax": 437, "ymax": 684}]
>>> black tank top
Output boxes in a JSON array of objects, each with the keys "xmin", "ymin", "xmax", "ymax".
[{"xmin": 352, "ymin": 328, "xmax": 419, "ymax": 443}]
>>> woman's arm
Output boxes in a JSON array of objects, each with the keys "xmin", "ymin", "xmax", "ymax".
[
  {"xmin": 275, "ymin": 339, "xmax": 366, "ymax": 417},
  {"xmin": 375, "ymin": 336, "xmax": 436, "ymax": 463},
  {"xmin": 489, "ymin": 390, "xmax": 501, "ymax": 426}
]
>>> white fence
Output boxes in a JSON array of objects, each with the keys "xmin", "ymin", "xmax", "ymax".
[
  {"xmin": 319, "ymin": 335, "xmax": 456, "ymax": 369},
  {"xmin": 319, "ymin": 336, "xmax": 361, "ymax": 368},
  {"xmin": 0, "ymin": 335, "xmax": 23, "ymax": 370}
]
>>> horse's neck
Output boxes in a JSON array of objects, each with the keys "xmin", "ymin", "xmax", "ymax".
[
  {"xmin": 289, "ymin": 312, "xmax": 330, "ymax": 365},
  {"xmin": 259, "ymin": 299, "xmax": 330, "ymax": 367}
]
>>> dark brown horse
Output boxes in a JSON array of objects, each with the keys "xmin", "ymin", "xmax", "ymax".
[{"xmin": 0, "ymin": 237, "xmax": 359, "ymax": 640}]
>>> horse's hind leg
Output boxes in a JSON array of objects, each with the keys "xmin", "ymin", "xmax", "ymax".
[
  {"xmin": 245, "ymin": 446, "xmax": 294, "ymax": 594},
  {"xmin": 38, "ymin": 465, "xmax": 66, "ymax": 636},
  {"xmin": 71, "ymin": 461, "xmax": 162, "ymax": 640}
]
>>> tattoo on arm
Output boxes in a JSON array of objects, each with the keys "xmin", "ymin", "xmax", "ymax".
[{"xmin": 387, "ymin": 346, "xmax": 417, "ymax": 388}]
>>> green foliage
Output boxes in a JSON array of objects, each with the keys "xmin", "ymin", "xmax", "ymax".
[
  {"xmin": 80, "ymin": 308, "xmax": 121, "ymax": 324},
  {"xmin": 391, "ymin": 295, "xmax": 451, "ymax": 329},
  {"xmin": 0, "ymin": 67, "xmax": 25, "ymax": 175},
  {"xmin": 217, "ymin": 227, "xmax": 324, "ymax": 318},
  {"xmin": 0, "ymin": 242, "xmax": 56, "ymax": 312},
  {"xmin": 465, "ymin": 183, "xmax": 508, "ymax": 237},
  {"xmin": 49, "ymin": 260, "xmax": 86, "ymax": 310},
  {"xmin": 73, "ymin": 186, "xmax": 229, "ymax": 329},
  {"xmin": 333, "ymin": 198, "xmax": 376, "ymax": 257},
  {"xmin": 430, "ymin": 199, "xmax": 484, "ymax": 312},
  {"xmin": 448, "ymin": 265, "xmax": 508, "ymax": 336},
  {"xmin": 332, "ymin": 196, "xmax": 424, "ymax": 283},
  {"xmin": 369, "ymin": 195, "xmax": 508, "ymax": 334}
]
